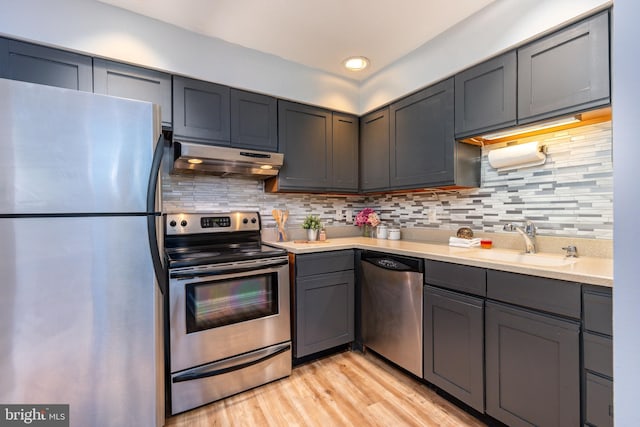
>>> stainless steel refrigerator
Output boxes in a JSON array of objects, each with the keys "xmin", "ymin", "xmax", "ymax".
[{"xmin": 0, "ymin": 78, "xmax": 165, "ymax": 427}]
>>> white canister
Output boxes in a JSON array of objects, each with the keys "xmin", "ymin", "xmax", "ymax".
[
  {"xmin": 376, "ymin": 225, "xmax": 388, "ymax": 239},
  {"xmin": 387, "ymin": 228, "xmax": 401, "ymax": 240}
]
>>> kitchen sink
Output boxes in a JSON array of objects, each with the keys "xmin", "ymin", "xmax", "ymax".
[{"xmin": 466, "ymin": 250, "xmax": 578, "ymax": 268}]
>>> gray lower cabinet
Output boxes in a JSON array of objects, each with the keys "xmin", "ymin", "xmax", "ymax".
[
  {"xmin": 485, "ymin": 301, "xmax": 580, "ymax": 427},
  {"xmin": 0, "ymin": 38, "xmax": 92, "ymax": 91},
  {"xmin": 230, "ymin": 88, "xmax": 278, "ymax": 152},
  {"xmin": 454, "ymin": 51, "xmax": 517, "ymax": 138},
  {"xmin": 359, "ymin": 108, "xmax": 390, "ymax": 192},
  {"xmin": 293, "ymin": 250, "xmax": 355, "ymax": 358},
  {"xmin": 93, "ymin": 59, "xmax": 172, "ymax": 128},
  {"xmin": 172, "ymin": 75, "xmax": 231, "ymax": 144},
  {"xmin": 518, "ymin": 10, "xmax": 610, "ymax": 124},
  {"xmin": 583, "ymin": 286, "xmax": 613, "ymax": 427},
  {"xmin": 423, "ymin": 286, "xmax": 484, "ymax": 412}
]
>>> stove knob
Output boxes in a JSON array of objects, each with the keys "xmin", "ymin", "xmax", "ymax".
[
  {"xmin": 242, "ymin": 218, "xmax": 249, "ymax": 224},
  {"xmin": 251, "ymin": 218, "xmax": 257, "ymax": 224},
  {"xmin": 169, "ymin": 220, "xmax": 177, "ymax": 227},
  {"xmin": 181, "ymin": 220, "xmax": 188, "ymax": 227}
]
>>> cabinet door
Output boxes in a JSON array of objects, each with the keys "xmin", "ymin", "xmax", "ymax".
[
  {"xmin": 359, "ymin": 108, "xmax": 390, "ymax": 192},
  {"xmin": 331, "ymin": 112, "xmax": 359, "ymax": 192},
  {"xmin": 485, "ymin": 301, "xmax": 580, "ymax": 427},
  {"xmin": 454, "ymin": 51, "xmax": 517, "ymax": 137},
  {"xmin": 172, "ymin": 76, "xmax": 230, "ymax": 144},
  {"xmin": 0, "ymin": 38, "xmax": 92, "ymax": 91},
  {"xmin": 585, "ymin": 373, "xmax": 613, "ymax": 427},
  {"xmin": 389, "ymin": 78, "xmax": 455, "ymax": 189},
  {"xmin": 93, "ymin": 59, "xmax": 172, "ymax": 128},
  {"xmin": 423, "ymin": 286, "xmax": 484, "ymax": 412},
  {"xmin": 230, "ymin": 89, "xmax": 277, "ymax": 151},
  {"xmin": 277, "ymin": 100, "xmax": 332, "ymax": 190},
  {"xmin": 295, "ymin": 270, "xmax": 354, "ymax": 358},
  {"xmin": 518, "ymin": 11, "xmax": 610, "ymax": 124}
]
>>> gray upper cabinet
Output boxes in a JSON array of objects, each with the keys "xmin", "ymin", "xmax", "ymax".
[
  {"xmin": 518, "ymin": 10, "xmax": 610, "ymax": 124},
  {"xmin": 93, "ymin": 59, "xmax": 172, "ymax": 128},
  {"xmin": 454, "ymin": 51, "xmax": 517, "ymax": 138},
  {"xmin": 271, "ymin": 101, "xmax": 358, "ymax": 192},
  {"xmin": 332, "ymin": 112, "xmax": 359, "ymax": 192},
  {"xmin": 172, "ymin": 76, "xmax": 230, "ymax": 145},
  {"xmin": 275, "ymin": 100, "xmax": 332, "ymax": 191},
  {"xmin": 230, "ymin": 88, "xmax": 277, "ymax": 152},
  {"xmin": 389, "ymin": 78, "xmax": 479, "ymax": 190},
  {"xmin": 360, "ymin": 108, "xmax": 390, "ymax": 192},
  {"xmin": 0, "ymin": 38, "xmax": 92, "ymax": 92}
]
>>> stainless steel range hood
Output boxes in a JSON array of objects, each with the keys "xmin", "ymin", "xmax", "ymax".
[{"xmin": 172, "ymin": 141, "xmax": 284, "ymax": 179}]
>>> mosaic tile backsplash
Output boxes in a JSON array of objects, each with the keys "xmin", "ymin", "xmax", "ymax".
[{"xmin": 162, "ymin": 121, "xmax": 612, "ymax": 239}]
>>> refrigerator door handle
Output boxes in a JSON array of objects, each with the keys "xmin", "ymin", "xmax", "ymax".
[{"xmin": 147, "ymin": 133, "xmax": 167, "ymax": 295}]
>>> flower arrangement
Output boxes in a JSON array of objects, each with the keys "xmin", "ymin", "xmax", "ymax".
[
  {"xmin": 302, "ymin": 214, "xmax": 322, "ymax": 230},
  {"xmin": 355, "ymin": 208, "xmax": 380, "ymax": 227}
]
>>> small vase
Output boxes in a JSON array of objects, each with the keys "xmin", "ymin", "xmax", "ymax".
[
  {"xmin": 362, "ymin": 224, "xmax": 372, "ymax": 238},
  {"xmin": 307, "ymin": 229, "xmax": 318, "ymax": 241}
]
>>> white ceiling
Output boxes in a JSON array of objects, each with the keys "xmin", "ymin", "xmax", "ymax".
[{"xmin": 97, "ymin": 0, "xmax": 496, "ymax": 81}]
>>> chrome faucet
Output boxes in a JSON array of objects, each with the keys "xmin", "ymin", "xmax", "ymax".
[{"xmin": 503, "ymin": 220, "xmax": 537, "ymax": 254}]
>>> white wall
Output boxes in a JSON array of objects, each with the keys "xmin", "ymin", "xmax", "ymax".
[
  {"xmin": 1, "ymin": 0, "xmax": 610, "ymax": 115},
  {"xmin": 360, "ymin": 0, "xmax": 611, "ymax": 113},
  {"xmin": 0, "ymin": 0, "xmax": 360, "ymax": 113},
  {"xmin": 612, "ymin": 0, "xmax": 640, "ymax": 424}
]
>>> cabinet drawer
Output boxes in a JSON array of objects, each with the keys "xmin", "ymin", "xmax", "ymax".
[
  {"xmin": 296, "ymin": 250, "xmax": 353, "ymax": 277},
  {"xmin": 585, "ymin": 373, "xmax": 613, "ymax": 427},
  {"xmin": 584, "ymin": 288, "xmax": 612, "ymax": 336},
  {"xmin": 584, "ymin": 332, "xmax": 613, "ymax": 378},
  {"xmin": 425, "ymin": 260, "xmax": 486, "ymax": 296},
  {"xmin": 487, "ymin": 270, "xmax": 581, "ymax": 319}
]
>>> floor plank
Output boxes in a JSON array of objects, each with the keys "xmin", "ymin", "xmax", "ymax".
[{"xmin": 166, "ymin": 350, "xmax": 486, "ymax": 427}]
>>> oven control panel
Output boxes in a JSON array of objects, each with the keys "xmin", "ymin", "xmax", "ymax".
[{"xmin": 165, "ymin": 212, "xmax": 261, "ymax": 235}]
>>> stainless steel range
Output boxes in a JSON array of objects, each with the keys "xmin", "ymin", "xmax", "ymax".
[{"xmin": 165, "ymin": 212, "xmax": 291, "ymax": 415}]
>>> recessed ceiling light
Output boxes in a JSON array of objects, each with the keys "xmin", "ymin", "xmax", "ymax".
[
  {"xmin": 343, "ymin": 56, "xmax": 369, "ymax": 71},
  {"xmin": 187, "ymin": 158, "xmax": 203, "ymax": 164}
]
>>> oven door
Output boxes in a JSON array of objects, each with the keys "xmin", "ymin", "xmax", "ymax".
[{"xmin": 168, "ymin": 256, "xmax": 290, "ymax": 373}]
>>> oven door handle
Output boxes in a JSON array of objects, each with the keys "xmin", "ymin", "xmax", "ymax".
[
  {"xmin": 170, "ymin": 258, "xmax": 288, "ymax": 279},
  {"xmin": 172, "ymin": 342, "xmax": 291, "ymax": 383}
]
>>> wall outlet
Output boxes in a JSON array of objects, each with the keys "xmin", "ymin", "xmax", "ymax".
[
  {"xmin": 335, "ymin": 210, "xmax": 343, "ymax": 222},
  {"xmin": 345, "ymin": 209, "xmax": 353, "ymax": 224},
  {"xmin": 428, "ymin": 209, "xmax": 437, "ymax": 223}
]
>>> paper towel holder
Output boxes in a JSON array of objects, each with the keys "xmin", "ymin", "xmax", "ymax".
[{"xmin": 488, "ymin": 141, "xmax": 548, "ymax": 172}]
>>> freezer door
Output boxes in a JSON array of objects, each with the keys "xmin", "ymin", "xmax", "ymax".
[
  {"xmin": 0, "ymin": 78, "xmax": 157, "ymax": 214},
  {"xmin": 0, "ymin": 216, "xmax": 164, "ymax": 427}
]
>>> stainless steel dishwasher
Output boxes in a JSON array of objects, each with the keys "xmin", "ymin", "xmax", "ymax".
[{"xmin": 360, "ymin": 251, "xmax": 424, "ymax": 377}]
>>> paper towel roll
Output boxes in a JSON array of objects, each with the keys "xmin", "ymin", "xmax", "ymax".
[{"xmin": 488, "ymin": 141, "xmax": 546, "ymax": 171}]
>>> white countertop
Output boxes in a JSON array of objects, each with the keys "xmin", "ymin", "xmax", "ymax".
[{"xmin": 265, "ymin": 236, "xmax": 613, "ymax": 287}]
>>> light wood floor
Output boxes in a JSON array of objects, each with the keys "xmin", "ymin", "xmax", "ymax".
[{"xmin": 166, "ymin": 350, "xmax": 486, "ymax": 427}]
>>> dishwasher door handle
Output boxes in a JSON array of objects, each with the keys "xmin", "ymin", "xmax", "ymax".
[{"xmin": 361, "ymin": 257, "xmax": 419, "ymax": 272}]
